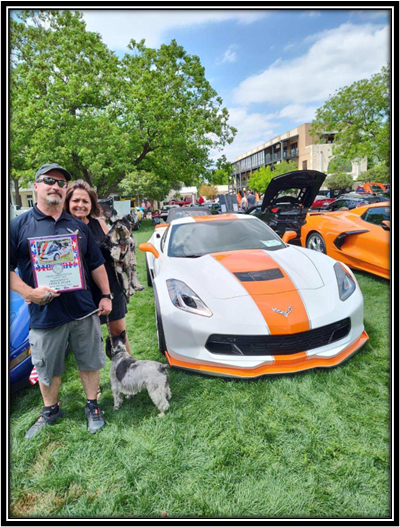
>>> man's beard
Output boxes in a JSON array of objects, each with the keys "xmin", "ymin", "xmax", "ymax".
[{"xmin": 46, "ymin": 193, "xmax": 62, "ymax": 205}]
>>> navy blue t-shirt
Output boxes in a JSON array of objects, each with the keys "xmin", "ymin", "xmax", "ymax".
[{"xmin": 10, "ymin": 205, "xmax": 106, "ymax": 329}]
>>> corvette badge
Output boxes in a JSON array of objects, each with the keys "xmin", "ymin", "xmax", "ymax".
[{"xmin": 272, "ymin": 306, "xmax": 293, "ymax": 318}]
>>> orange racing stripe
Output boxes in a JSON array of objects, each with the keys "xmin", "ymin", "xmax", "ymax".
[{"xmin": 212, "ymin": 250, "xmax": 310, "ymax": 334}]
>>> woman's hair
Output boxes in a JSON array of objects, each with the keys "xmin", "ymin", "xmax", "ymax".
[{"xmin": 64, "ymin": 179, "xmax": 102, "ymax": 218}]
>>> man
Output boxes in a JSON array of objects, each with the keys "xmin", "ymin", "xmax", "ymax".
[
  {"xmin": 246, "ymin": 190, "xmax": 256, "ymax": 209},
  {"xmin": 10, "ymin": 163, "xmax": 113, "ymax": 438},
  {"xmin": 240, "ymin": 192, "xmax": 248, "ymax": 211},
  {"xmin": 197, "ymin": 195, "xmax": 205, "ymax": 205}
]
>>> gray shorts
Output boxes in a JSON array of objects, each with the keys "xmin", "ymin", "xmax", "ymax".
[{"xmin": 29, "ymin": 315, "xmax": 106, "ymax": 387}]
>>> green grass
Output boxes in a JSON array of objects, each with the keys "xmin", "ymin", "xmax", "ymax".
[{"xmin": 10, "ymin": 220, "xmax": 391, "ymax": 518}]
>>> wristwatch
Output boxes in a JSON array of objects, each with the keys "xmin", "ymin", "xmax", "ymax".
[{"xmin": 101, "ymin": 293, "xmax": 114, "ymax": 300}]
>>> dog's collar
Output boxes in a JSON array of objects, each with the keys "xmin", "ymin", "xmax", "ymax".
[{"xmin": 112, "ymin": 347, "xmax": 127, "ymax": 358}]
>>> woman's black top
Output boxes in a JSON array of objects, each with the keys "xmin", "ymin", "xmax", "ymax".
[{"xmin": 87, "ymin": 216, "xmax": 127, "ymax": 324}]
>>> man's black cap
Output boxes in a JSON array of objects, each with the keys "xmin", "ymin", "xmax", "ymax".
[{"xmin": 35, "ymin": 163, "xmax": 72, "ymax": 181}]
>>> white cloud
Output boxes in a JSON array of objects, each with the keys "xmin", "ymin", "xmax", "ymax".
[
  {"xmin": 278, "ymin": 104, "xmax": 318, "ymax": 123},
  {"xmin": 233, "ymin": 23, "xmax": 390, "ymax": 106},
  {"xmin": 218, "ymin": 45, "xmax": 238, "ymax": 64},
  {"xmin": 81, "ymin": 10, "xmax": 267, "ymax": 49},
  {"xmin": 214, "ymin": 107, "xmax": 279, "ymax": 161},
  {"xmin": 300, "ymin": 10, "xmax": 322, "ymax": 18}
]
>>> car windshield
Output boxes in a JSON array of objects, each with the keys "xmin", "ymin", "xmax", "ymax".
[
  {"xmin": 168, "ymin": 219, "xmax": 285, "ymax": 257},
  {"xmin": 370, "ymin": 185, "xmax": 383, "ymax": 192}
]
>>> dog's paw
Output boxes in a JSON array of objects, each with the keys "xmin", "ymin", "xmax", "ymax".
[
  {"xmin": 113, "ymin": 405, "xmax": 121, "ymax": 411},
  {"xmin": 157, "ymin": 412, "xmax": 165, "ymax": 418},
  {"xmin": 134, "ymin": 284, "xmax": 145, "ymax": 291}
]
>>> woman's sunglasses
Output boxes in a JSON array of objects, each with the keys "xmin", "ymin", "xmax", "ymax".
[{"xmin": 36, "ymin": 176, "xmax": 68, "ymax": 188}]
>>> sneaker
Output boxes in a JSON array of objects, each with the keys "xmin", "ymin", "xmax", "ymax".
[
  {"xmin": 85, "ymin": 404, "xmax": 105, "ymax": 434},
  {"xmin": 25, "ymin": 404, "xmax": 64, "ymax": 439}
]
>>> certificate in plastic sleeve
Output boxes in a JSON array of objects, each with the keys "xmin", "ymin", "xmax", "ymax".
[{"xmin": 28, "ymin": 234, "xmax": 85, "ymax": 292}]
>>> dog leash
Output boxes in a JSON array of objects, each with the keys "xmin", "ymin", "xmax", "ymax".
[{"xmin": 105, "ymin": 314, "xmax": 116, "ymax": 354}]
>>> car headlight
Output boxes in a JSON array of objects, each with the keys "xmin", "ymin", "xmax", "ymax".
[
  {"xmin": 334, "ymin": 262, "xmax": 356, "ymax": 301},
  {"xmin": 167, "ymin": 279, "xmax": 212, "ymax": 317}
]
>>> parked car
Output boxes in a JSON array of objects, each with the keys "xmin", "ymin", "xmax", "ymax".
[
  {"xmin": 169, "ymin": 197, "xmax": 193, "ymax": 207},
  {"xmin": 301, "ymin": 202, "xmax": 390, "ymax": 279},
  {"xmin": 312, "ymin": 195, "xmax": 336, "ymax": 209},
  {"xmin": 204, "ymin": 202, "xmax": 222, "ymax": 215},
  {"xmin": 246, "ymin": 170, "xmax": 327, "ymax": 243},
  {"xmin": 160, "ymin": 204, "xmax": 180, "ymax": 222},
  {"xmin": 321, "ymin": 194, "xmax": 384, "ymax": 211},
  {"xmin": 355, "ymin": 182, "xmax": 386, "ymax": 194},
  {"xmin": 10, "ymin": 288, "xmax": 32, "ymax": 392},
  {"xmin": 139, "ymin": 213, "xmax": 368, "ymax": 378}
]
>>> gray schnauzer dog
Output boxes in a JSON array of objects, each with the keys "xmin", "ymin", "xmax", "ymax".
[
  {"xmin": 106, "ymin": 332, "xmax": 171, "ymax": 417},
  {"xmin": 102, "ymin": 212, "xmax": 144, "ymax": 301}
]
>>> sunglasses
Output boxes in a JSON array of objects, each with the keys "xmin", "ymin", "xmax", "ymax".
[{"xmin": 36, "ymin": 176, "xmax": 68, "ymax": 188}]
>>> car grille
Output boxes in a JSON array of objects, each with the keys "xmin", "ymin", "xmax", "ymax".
[{"xmin": 205, "ymin": 318, "xmax": 351, "ymax": 356}]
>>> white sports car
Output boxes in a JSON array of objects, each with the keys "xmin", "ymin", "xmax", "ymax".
[{"xmin": 139, "ymin": 213, "xmax": 369, "ymax": 378}]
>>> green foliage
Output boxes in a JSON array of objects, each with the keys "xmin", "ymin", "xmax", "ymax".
[
  {"xmin": 118, "ymin": 170, "xmax": 167, "ymax": 201},
  {"xmin": 248, "ymin": 161, "xmax": 298, "ymax": 193},
  {"xmin": 311, "ymin": 65, "xmax": 390, "ymax": 166},
  {"xmin": 325, "ymin": 173, "xmax": 354, "ymax": 190},
  {"xmin": 357, "ymin": 165, "xmax": 390, "ymax": 184},
  {"xmin": 206, "ymin": 155, "xmax": 232, "ymax": 186},
  {"xmin": 10, "ymin": 11, "xmax": 236, "ymax": 197}
]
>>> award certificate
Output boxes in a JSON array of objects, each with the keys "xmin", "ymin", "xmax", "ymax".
[{"xmin": 28, "ymin": 234, "xmax": 85, "ymax": 292}]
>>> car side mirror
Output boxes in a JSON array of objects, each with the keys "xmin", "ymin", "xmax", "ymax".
[
  {"xmin": 281, "ymin": 230, "xmax": 297, "ymax": 244},
  {"xmin": 381, "ymin": 220, "xmax": 390, "ymax": 231},
  {"xmin": 139, "ymin": 243, "xmax": 160, "ymax": 259}
]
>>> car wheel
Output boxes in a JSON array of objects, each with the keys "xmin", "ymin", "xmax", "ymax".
[
  {"xmin": 154, "ymin": 289, "xmax": 167, "ymax": 355},
  {"xmin": 306, "ymin": 232, "xmax": 327, "ymax": 254},
  {"xmin": 53, "ymin": 253, "xmax": 60, "ymax": 261}
]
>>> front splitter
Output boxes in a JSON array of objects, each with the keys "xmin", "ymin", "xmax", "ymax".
[{"xmin": 165, "ymin": 330, "xmax": 369, "ymax": 378}]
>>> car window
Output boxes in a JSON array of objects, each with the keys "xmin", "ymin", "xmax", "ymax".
[
  {"xmin": 330, "ymin": 200, "xmax": 345, "ymax": 210},
  {"xmin": 168, "ymin": 219, "xmax": 285, "ymax": 258},
  {"xmin": 160, "ymin": 226, "xmax": 170, "ymax": 253},
  {"xmin": 361, "ymin": 207, "xmax": 390, "ymax": 225}
]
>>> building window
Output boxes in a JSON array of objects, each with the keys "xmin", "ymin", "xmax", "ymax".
[
  {"xmin": 26, "ymin": 194, "xmax": 34, "ymax": 207},
  {"xmin": 302, "ymin": 161, "xmax": 307, "ymax": 170}
]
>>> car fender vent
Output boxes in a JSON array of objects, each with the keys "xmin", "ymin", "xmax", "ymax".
[{"xmin": 234, "ymin": 268, "xmax": 284, "ymax": 282}]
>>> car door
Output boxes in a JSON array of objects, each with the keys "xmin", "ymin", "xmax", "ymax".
[{"xmin": 343, "ymin": 206, "xmax": 390, "ymax": 271}]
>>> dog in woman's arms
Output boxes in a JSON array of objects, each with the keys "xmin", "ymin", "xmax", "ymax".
[
  {"xmin": 106, "ymin": 332, "xmax": 171, "ymax": 416},
  {"xmin": 102, "ymin": 212, "xmax": 145, "ymax": 300}
]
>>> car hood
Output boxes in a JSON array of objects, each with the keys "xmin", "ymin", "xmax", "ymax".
[
  {"xmin": 261, "ymin": 170, "xmax": 326, "ymax": 210},
  {"xmin": 168, "ymin": 247, "xmax": 326, "ymax": 299}
]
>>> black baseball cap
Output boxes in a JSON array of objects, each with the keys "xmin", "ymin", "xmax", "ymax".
[{"xmin": 35, "ymin": 163, "xmax": 72, "ymax": 181}]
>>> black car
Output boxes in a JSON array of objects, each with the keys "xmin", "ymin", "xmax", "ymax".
[
  {"xmin": 246, "ymin": 170, "xmax": 326, "ymax": 242},
  {"xmin": 321, "ymin": 193, "xmax": 385, "ymax": 211}
]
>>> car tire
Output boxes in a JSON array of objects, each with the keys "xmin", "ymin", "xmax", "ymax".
[
  {"xmin": 306, "ymin": 232, "xmax": 327, "ymax": 254},
  {"xmin": 154, "ymin": 288, "xmax": 167, "ymax": 355},
  {"xmin": 54, "ymin": 253, "xmax": 60, "ymax": 261}
]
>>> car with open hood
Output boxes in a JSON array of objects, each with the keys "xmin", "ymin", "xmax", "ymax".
[
  {"xmin": 246, "ymin": 170, "xmax": 326, "ymax": 242},
  {"xmin": 139, "ymin": 213, "xmax": 368, "ymax": 378}
]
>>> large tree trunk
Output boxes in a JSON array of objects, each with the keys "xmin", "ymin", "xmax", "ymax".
[{"xmin": 12, "ymin": 177, "xmax": 22, "ymax": 208}]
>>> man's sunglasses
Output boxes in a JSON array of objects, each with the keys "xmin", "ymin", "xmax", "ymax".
[{"xmin": 36, "ymin": 176, "xmax": 68, "ymax": 188}]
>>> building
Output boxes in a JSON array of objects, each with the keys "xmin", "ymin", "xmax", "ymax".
[
  {"xmin": 230, "ymin": 123, "xmax": 367, "ymax": 192},
  {"xmin": 10, "ymin": 180, "xmax": 36, "ymax": 209}
]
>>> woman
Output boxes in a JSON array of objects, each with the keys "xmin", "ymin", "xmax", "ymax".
[{"xmin": 64, "ymin": 180, "xmax": 132, "ymax": 354}]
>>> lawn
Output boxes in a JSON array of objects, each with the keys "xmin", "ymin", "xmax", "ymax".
[{"xmin": 9, "ymin": 220, "xmax": 391, "ymax": 519}]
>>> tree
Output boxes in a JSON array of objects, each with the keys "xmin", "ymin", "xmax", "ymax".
[
  {"xmin": 248, "ymin": 161, "xmax": 298, "ymax": 194},
  {"xmin": 357, "ymin": 165, "xmax": 390, "ymax": 184},
  {"xmin": 310, "ymin": 65, "xmax": 390, "ymax": 167},
  {"xmin": 10, "ymin": 11, "xmax": 236, "ymax": 197},
  {"xmin": 199, "ymin": 184, "xmax": 218, "ymax": 200},
  {"xmin": 206, "ymin": 155, "xmax": 232, "ymax": 185},
  {"xmin": 325, "ymin": 173, "xmax": 354, "ymax": 190}
]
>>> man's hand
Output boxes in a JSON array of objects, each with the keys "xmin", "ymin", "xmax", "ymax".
[
  {"xmin": 98, "ymin": 298, "xmax": 112, "ymax": 316},
  {"xmin": 24, "ymin": 286, "xmax": 60, "ymax": 305}
]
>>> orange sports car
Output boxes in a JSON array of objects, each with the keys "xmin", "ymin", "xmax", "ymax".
[{"xmin": 300, "ymin": 202, "xmax": 390, "ymax": 279}]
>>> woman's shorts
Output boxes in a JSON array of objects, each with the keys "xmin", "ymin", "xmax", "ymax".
[{"xmin": 29, "ymin": 314, "xmax": 105, "ymax": 387}]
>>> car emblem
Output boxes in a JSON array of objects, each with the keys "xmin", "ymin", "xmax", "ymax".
[{"xmin": 272, "ymin": 306, "xmax": 293, "ymax": 318}]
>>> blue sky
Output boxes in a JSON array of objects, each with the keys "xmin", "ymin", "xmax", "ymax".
[{"xmin": 80, "ymin": 9, "xmax": 391, "ymax": 163}]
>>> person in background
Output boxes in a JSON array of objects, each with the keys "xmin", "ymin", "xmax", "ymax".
[
  {"xmin": 247, "ymin": 190, "xmax": 256, "ymax": 209},
  {"xmin": 10, "ymin": 164, "xmax": 112, "ymax": 438},
  {"xmin": 241, "ymin": 192, "xmax": 248, "ymax": 211},
  {"xmin": 197, "ymin": 195, "xmax": 205, "ymax": 205},
  {"xmin": 64, "ymin": 180, "xmax": 132, "ymax": 356}
]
